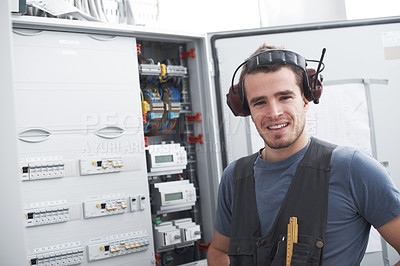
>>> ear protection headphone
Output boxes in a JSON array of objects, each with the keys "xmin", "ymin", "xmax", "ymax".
[{"xmin": 226, "ymin": 48, "xmax": 326, "ymax": 117}]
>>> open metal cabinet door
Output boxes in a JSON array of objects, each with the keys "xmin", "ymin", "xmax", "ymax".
[{"xmin": 208, "ymin": 16, "xmax": 400, "ymax": 266}]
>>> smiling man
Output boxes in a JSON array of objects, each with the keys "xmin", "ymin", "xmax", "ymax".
[
  {"xmin": 247, "ymin": 68, "xmax": 309, "ymax": 162},
  {"xmin": 207, "ymin": 44, "xmax": 400, "ymax": 265}
]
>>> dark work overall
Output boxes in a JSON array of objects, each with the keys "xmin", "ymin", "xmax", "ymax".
[{"xmin": 228, "ymin": 138, "xmax": 336, "ymax": 266}]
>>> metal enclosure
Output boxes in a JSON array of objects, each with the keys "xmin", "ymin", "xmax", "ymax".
[{"xmin": 10, "ymin": 16, "xmax": 222, "ymax": 266}]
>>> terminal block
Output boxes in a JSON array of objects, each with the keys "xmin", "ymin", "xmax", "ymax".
[
  {"xmin": 87, "ymin": 230, "xmax": 150, "ymax": 261},
  {"xmin": 139, "ymin": 63, "xmax": 162, "ymax": 76},
  {"xmin": 83, "ymin": 194, "xmax": 128, "ymax": 218},
  {"xmin": 24, "ymin": 200, "xmax": 70, "ymax": 227},
  {"xmin": 28, "ymin": 242, "xmax": 83, "ymax": 266},
  {"xmin": 166, "ymin": 65, "xmax": 187, "ymax": 77}
]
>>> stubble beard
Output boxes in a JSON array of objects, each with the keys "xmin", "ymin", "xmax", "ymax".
[{"xmin": 257, "ymin": 117, "xmax": 306, "ymax": 150}]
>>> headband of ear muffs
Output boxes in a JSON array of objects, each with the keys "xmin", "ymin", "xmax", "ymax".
[{"xmin": 226, "ymin": 48, "xmax": 326, "ymax": 117}]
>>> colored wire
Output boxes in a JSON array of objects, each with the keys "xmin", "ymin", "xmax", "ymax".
[{"xmin": 158, "ymin": 119, "xmax": 169, "ymax": 131}]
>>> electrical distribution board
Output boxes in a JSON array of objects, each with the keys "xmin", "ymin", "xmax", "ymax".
[{"xmin": 12, "ymin": 16, "xmax": 222, "ymax": 266}]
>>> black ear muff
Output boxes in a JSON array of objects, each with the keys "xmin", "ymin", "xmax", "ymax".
[{"xmin": 226, "ymin": 48, "xmax": 326, "ymax": 116}]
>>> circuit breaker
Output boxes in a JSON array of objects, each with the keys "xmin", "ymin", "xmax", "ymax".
[{"xmin": 24, "ymin": 200, "xmax": 70, "ymax": 227}]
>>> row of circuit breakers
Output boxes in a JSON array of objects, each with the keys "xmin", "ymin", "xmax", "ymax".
[
  {"xmin": 22, "ymin": 143, "xmax": 199, "ymax": 265},
  {"xmin": 27, "ymin": 232, "xmax": 151, "ymax": 265}
]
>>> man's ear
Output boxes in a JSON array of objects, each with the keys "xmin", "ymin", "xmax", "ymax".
[{"xmin": 303, "ymin": 95, "xmax": 310, "ymax": 111}]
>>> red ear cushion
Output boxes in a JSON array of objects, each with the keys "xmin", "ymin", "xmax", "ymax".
[
  {"xmin": 306, "ymin": 68, "xmax": 323, "ymax": 102},
  {"xmin": 226, "ymin": 84, "xmax": 251, "ymax": 117}
]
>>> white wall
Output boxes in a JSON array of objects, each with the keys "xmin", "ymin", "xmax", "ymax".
[
  {"xmin": 259, "ymin": 0, "xmax": 346, "ymax": 26},
  {"xmin": 158, "ymin": 0, "xmax": 400, "ymax": 33},
  {"xmin": 158, "ymin": 0, "xmax": 261, "ymax": 33},
  {"xmin": 346, "ymin": 0, "xmax": 400, "ymax": 19}
]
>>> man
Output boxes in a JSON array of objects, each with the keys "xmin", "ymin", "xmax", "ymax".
[{"xmin": 207, "ymin": 44, "xmax": 400, "ymax": 265}]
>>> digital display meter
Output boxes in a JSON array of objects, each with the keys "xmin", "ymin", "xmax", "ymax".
[
  {"xmin": 155, "ymin": 154, "xmax": 174, "ymax": 164},
  {"xmin": 151, "ymin": 180, "xmax": 196, "ymax": 214},
  {"xmin": 146, "ymin": 143, "xmax": 187, "ymax": 176},
  {"xmin": 164, "ymin": 192, "xmax": 183, "ymax": 201}
]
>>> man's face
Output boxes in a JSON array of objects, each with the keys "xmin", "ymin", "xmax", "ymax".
[{"xmin": 244, "ymin": 67, "xmax": 309, "ymax": 150}]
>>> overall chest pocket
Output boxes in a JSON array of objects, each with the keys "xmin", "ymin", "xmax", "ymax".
[
  {"xmin": 271, "ymin": 234, "xmax": 323, "ymax": 266},
  {"xmin": 228, "ymin": 237, "xmax": 256, "ymax": 266}
]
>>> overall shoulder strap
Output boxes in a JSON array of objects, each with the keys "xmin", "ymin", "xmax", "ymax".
[
  {"xmin": 230, "ymin": 152, "xmax": 260, "ymax": 239},
  {"xmin": 234, "ymin": 152, "xmax": 259, "ymax": 183}
]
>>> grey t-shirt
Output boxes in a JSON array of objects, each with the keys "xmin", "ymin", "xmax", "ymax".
[{"xmin": 214, "ymin": 143, "xmax": 400, "ymax": 265}]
